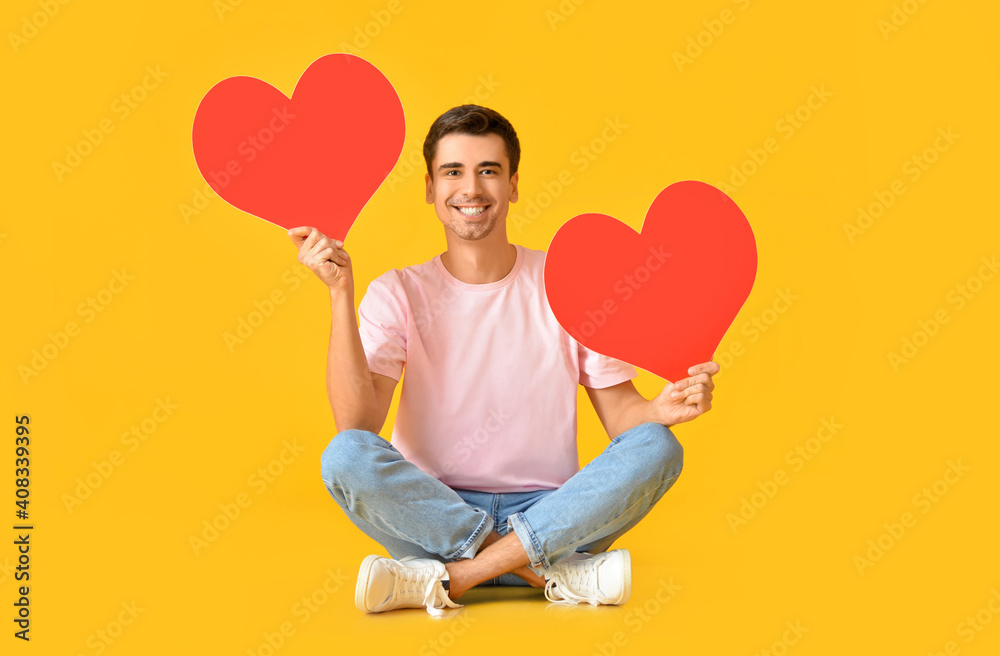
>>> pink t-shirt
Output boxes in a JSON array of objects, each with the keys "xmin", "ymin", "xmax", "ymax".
[{"xmin": 357, "ymin": 243, "xmax": 638, "ymax": 493}]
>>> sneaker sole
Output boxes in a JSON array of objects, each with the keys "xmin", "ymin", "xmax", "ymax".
[{"xmin": 355, "ymin": 554, "xmax": 382, "ymax": 613}]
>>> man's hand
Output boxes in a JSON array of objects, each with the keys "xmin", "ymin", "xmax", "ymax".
[
  {"xmin": 653, "ymin": 361, "xmax": 720, "ymax": 427},
  {"xmin": 288, "ymin": 226, "xmax": 353, "ymax": 291}
]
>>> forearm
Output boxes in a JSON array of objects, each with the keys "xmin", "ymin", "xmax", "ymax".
[
  {"xmin": 326, "ymin": 288, "xmax": 379, "ymax": 432},
  {"xmin": 606, "ymin": 394, "xmax": 669, "ymax": 439}
]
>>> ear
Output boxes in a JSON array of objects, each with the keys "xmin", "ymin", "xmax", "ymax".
[
  {"xmin": 425, "ymin": 173, "xmax": 433, "ymax": 204},
  {"xmin": 509, "ymin": 171, "xmax": 519, "ymax": 203}
]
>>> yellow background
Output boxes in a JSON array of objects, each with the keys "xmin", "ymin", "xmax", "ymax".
[{"xmin": 3, "ymin": 1, "xmax": 999, "ymax": 654}]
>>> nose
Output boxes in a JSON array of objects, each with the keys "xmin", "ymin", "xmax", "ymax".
[{"xmin": 461, "ymin": 173, "xmax": 484, "ymax": 198}]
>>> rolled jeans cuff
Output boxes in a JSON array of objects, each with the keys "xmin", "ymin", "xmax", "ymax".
[
  {"xmin": 452, "ymin": 512, "xmax": 494, "ymax": 561},
  {"xmin": 507, "ymin": 511, "xmax": 551, "ymax": 574}
]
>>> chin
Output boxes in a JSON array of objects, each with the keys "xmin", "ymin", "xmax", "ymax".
[{"xmin": 452, "ymin": 223, "xmax": 495, "ymax": 241}]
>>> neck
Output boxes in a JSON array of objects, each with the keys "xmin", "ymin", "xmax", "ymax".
[{"xmin": 440, "ymin": 232, "xmax": 517, "ymax": 284}]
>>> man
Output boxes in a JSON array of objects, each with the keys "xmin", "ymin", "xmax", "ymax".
[{"xmin": 288, "ymin": 105, "xmax": 719, "ymax": 616}]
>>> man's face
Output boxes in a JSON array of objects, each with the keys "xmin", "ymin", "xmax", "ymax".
[{"xmin": 425, "ymin": 132, "xmax": 519, "ymax": 242}]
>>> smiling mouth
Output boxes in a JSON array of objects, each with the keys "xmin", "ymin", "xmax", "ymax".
[{"xmin": 452, "ymin": 205, "xmax": 490, "ymax": 217}]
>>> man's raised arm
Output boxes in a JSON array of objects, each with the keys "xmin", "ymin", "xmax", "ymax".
[{"xmin": 288, "ymin": 226, "xmax": 395, "ymax": 434}]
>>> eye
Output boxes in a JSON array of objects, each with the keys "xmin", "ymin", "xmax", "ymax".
[
  {"xmin": 444, "ymin": 170, "xmax": 460, "ymax": 176},
  {"xmin": 481, "ymin": 169, "xmax": 498, "ymax": 175}
]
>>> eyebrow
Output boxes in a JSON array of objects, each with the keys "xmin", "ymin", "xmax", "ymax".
[{"xmin": 437, "ymin": 160, "xmax": 504, "ymax": 171}]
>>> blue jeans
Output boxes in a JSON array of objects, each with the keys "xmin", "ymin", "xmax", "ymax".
[{"xmin": 320, "ymin": 422, "xmax": 683, "ymax": 587}]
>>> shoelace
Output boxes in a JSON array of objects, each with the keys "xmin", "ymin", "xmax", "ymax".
[
  {"xmin": 544, "ymin": 561, "xmax": 600, "ymax": 606},
  {"xmin": 394, "ymin": 558, "xmax": 463, "ymax": 617}
]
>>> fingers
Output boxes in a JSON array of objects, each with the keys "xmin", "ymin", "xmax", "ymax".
[
  {"xmin": 671, "ymin": 386, "xmax": 712, "ymax": 404},
  {"xmin": 288, "ymin": 227, "xmax": 343, "ymax": 251},
  {"xmin": 671, "ymin": 372, "xmax": 715, "ymax": 395},
  {"xmin": 287, "ymin": 226, "xmax": 313, "ymax": 246},
  {"xmin": 674, "ymin": 389, "xmax": 712, "ymax": 417},
  {"xmin": 664, "ymin": 362, "xmax": 719, "ymax": 421},
  {"xmin": 683, "ymin": 392, "xmax": 711, "ymax": 407},
  {"xmin": 305, "ymin": 243, "xmax": 349, "ymax": 268},
  {"xmin": 302, "ymin": 229, "xmax": 323, "ymax": 253},
  {"xmin": 286, "ymin": 227, "xmax": 353, "ymax": 289},
  {"xmin": 670, "ymin": 379, "xmax": 714, "ymax": 405},
  {"xmin": 304, "ymin": 235, "xmax": 347, "ymax": 260},
  {"xmin": 687, "ymin": 361, "xmax": 720, "ymax": 377},
  {"xmin": 291, "ymin": 227, "xmax": 347, "ymax": 266}
]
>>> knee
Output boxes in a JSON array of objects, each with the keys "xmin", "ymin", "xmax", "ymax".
[
  {"xmin": 320, "ymin": 428, "xmax": 381, "ymax": 486},
  {"xmin": 632, "ymin": 423, "xmax": 684, "ymax": 483}
]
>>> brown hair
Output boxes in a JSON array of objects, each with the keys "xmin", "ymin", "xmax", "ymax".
[{"xmin": 423, "ymin": 105, "xmax": 520, "ymax": 178}]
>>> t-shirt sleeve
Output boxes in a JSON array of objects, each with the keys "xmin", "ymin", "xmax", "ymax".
[
  {"xmin": 357, "ymin": 274, "xmax": 407, "ymax": 381},
  {"xmin": 577, "ymin": 342, "xmax": 638, "ymax": 388}
]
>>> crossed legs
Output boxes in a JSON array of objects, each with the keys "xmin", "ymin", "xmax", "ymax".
[
  {"xmin": 321, "ymin": 422, "xmax": 683, "ymax": 601},
  {"xmin": 445, "ymin": 530, "xmax": 541, "ymax": 598}
]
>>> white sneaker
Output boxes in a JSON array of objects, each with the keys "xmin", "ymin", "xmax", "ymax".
[
  {"xmin": 355, "ymin": 555, "xmax": 462, "ymax": 616},
  {"xmin": 544, "ymin": 549, "xmax": 631, "ymax": 606}
]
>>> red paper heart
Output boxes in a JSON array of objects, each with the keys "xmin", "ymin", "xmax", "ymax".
[
  {"xmin": 543, "ymin": 181, "xmax": 757, "ymax": 383},
  {"xmin": 191, "ymin": 53, "xmax": 404, "ymax": 241}
]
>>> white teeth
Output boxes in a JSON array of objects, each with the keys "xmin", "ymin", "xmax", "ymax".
[{"xmin": 457, "ymin": 206, "xmax": 486, "ymax": 216}]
